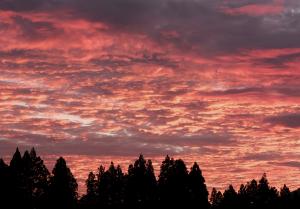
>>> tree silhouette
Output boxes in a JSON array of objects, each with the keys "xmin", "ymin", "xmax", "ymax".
[
  {"xmin": 158, "ymin": 156, "xmax": 191, "ymax": 208},
  {"xmin": 47, "ymin": 157, "xmax": 78, "ymax": 209},
  {"xmin": 257, "ymin": 173, "xmax": 279, "ymax": 208},
  {"xmin": 80, "ymin": 172, "xmax": 98, "ymax": 209},
  {"xmin": 188, "ymin": 162, "xmax": 209, "ymax": 208},
  {"xmin": 8, "ymin": 148, "xmax": 27, "ymax": 208},
  {"xmin": 290, "ymin": 188, "xmax": 300, "ymax": 209},
  {"xmin": 221, "ymin": 185, "xmax": 238, "ymax": 209},
  {"xmin": 158, "ymin": 155, "xmax": 175, "ymax": 207},
  {"xmin": 87, "ymin": 172, "xmax": 98, "ymax": 197},
  {"xmin": 125, "ymin": 155, "xmax": 157, "ymax": 209},
  {"xmin": 280, "ymin": 184, "xmax": 291, "ymax": 209},
  {"xmin": 97, "ymin": 162, "xmax": 125, "ymax": 209},
  {"xmin": 21, "ymin": 148, "xmax": 50, "ymax": 209},
  {"xmin": 10, "ymin": 147, "xmax": 22, "ymax": 170},
  {"xmin": 210, "ymin": 188, "xmax": 223, "ymax": 209},
  {"xmin": 1, "ymin": 148, "xmax": 300, "ymax": 209},
  {"xmin": 0, "ymin": 159, "xmax": 11, "ymax": 207},
  {"xmin": 29, "ymin": 148, "xmax": 50, "ymax": 208},
  {"xmin": 239, "ymin": 179, "xmax": 258, "ymax": 209}
]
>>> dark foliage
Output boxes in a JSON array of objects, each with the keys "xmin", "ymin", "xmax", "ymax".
[
  {"xmin": 0, "ymin": 148, "xmax": 300, "ymax": 209},
  {"xmin": 47, "ymin": 157, "xmax": 78, "ymax": 209}
]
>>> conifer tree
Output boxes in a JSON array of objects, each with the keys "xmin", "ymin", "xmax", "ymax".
[
  {"xmin": 210, "ymin": 188, "xmax": 223, "ymax": 209},
  {"xmin": 125, "ymin": 155, "xmax": 157, "ymax": 209},
  {"xmin": 188, "ymin": 162, "xmax": 209, "ymax": 208},
  {"xmin": 48, "ymin": 157, "xmax": 78, "ymax": 209},
  {"xmin": 222, "ymin": 185, "xmax": 238, "ymax": 209}
]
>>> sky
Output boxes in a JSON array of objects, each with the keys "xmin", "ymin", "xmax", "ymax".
[{"xmin": 1, "ymin": 0, "xmax": 300, "ymax": 193}]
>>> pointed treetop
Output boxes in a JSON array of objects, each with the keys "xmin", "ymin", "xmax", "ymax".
[
  {"xmin": 259, "ymin": 173, "xmax": 268, "ymax": 182},
  {"xmin": 190, "ymin": 162, "xmax": 205, "ymax": 181},
  {"xmin": 228, "ymin": 185, "xmax": 235, "ymax": 191},
  {"xmin": 224, "ymin": 184, "xmax": 237, "ymax": 197},
  {"xmin": 138, "ymin": 154, "xmax": 145, "ymax": 161},
  {"xmin": 280, "ymin": 184, "xmax": 291, "ymax": 197},
  {"xmin": 128, "ymin": 164, "xmax": 134, "ymax": 175},
  {"xmin": 108, "ymin": 162, "xmax": 116, "ymax": 173},
  {"xmin": 191, "ymin": 162, "xmax": 201, "ymax": 172},
  {"xmin": 258, "ymin": 173, "xmax": 270, "ymax": 190},
  {"xmin": 98, "ymin": 165, "xmax": 105, "ymax": 177},
  {"xmin": 250, "ymin": 179, "xmax": 258, "ymax": 185},
  {"xmin": 282, "ymin": 184, "xmax": 289, "ymax": 191},
  {"xmin": 0, "ymin": 158, "xmax": 8, "ymax": 168},
  {"xmin": 15, "ymin": 147, "xmax": 21, "ymax": 156},
  {"xmin": 57, "ymin": 157, "xmax": 67, "ymax": 165},
  {"xmin": 116, "ymin": 165, "xmax": 123, "ymax": 175},
  {"xmin": 52, "ymin": 157, "xmax": 67, "ymax": 175},
  {"xmin": 146, "ymin": 159, "xmax": 154, "ymax": 172},
  {"xmin": 10, "ymin": 147, "xmax": 22, "ymax": 167},
  {"xmin": 164, "ymin": 155, "xmax": 174, "ymax": 164},
  {"xmin": 147, "ymin": 159, "xmax": 153, "ymax": 166},
  {"xmin": 23, "ymin": 150, "xmax": 30, "ymax": 160},
  {"xmin": 134, "ymin": 154, "xmax": 146, "ymax": 168},
  {"xmin": 30, "ymin": 147, "xmax": 37, "ymax": 158},
  {"xmin": 87, "ymin": 171, "xmax": 96, "ymax": 181}
]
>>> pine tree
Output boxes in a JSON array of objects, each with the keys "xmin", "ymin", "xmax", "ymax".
[
  {"xmin": 101, "ymin": 162, "xmax": 125, "ymax": 209},
  {"xmin": 158, "ymin": 155, "xmax": 174, "ymax": 186},
  {"xmin": 80, "ymin": 171, "xmax": 98, "ymax": 209},
  {"xmin": 9, "ymin": 148, "xmax": 25, "ymax": 208},
  {"xmin": 86, "ymin": 172, "xmax": 97, "ymax": 197},
  {"xmin": 279, "ymin": 184, "xmax": 291, "ymax": 208},
  {"xmin": 222, "ymin": 185, "xmax": 238, "ymax": 209},
  {"xmin": 29, "ymin": 148, "xmax": 50, "ymax": 208},
  {"xmin": 125, "ymin": 155, "xmax": 157, "ymax": 209},
  {"xmin": 188, "ymin": 162, "xmax": 209, "ymax": 208},
  {"xmin": 10, "ymin": 147, "xmax": 22, "ymax": 170},
  {"xmin": 257, "ymin": 173, "xmax": 278, "ymax": 208},
  {"xmin": 210, "ymin": 188, "xmax": 223, "ymax": 209},
  {"xmin": 158, "ymin": 157, "xmax": 189, "ymax": 208},
  {"xmin": 22, "ymin": 150, "xmax": 34, "ymax": 208},
  {"xmin": 245, "ymin": 179, "xmax": 258, "ymax": 208},
  {"xmin": 48, "ymin": 157, "xmax": 78, "ymax": 209}
]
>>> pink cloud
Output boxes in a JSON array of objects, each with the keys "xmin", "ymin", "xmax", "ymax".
[{"xmin": 223, "ymin": 0, "xmax": 284, "ymax": 16}]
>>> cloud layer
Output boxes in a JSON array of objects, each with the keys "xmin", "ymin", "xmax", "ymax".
[{"xmin": 1, "ymin": 0, "xmax": 300, "ymax": 192}]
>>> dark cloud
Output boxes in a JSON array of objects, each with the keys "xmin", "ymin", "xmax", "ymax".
[
  {"xmin": 271, "ymin": 161, "xmax": 300, "ymax": 168},
  {"xmin": 241, "ymin": 152, "xmax": 280, "ymax": 161},
  {"xmin": 12, "ymin": 15, "xmax": 63, "ymax": 41},
  {"xmin": 157, "ymin": 133, "xmax": 235, "ymax": 147},
  {"xmin": 90, "ymin": 53, "xmax": 178, "ymax": 69},
  {"xmin": 203, "ymin": 87, "xmax": 264, "ymax": 96},
  {"xmin": 1, "ymin": 0, "xmax": 300, "ymax": 56},
  {"xmin": 0, "ymin": 129, "xmax": 233, "ymax": 156},
  {"xmin": 224, "ymin": 0, "xmax": 274, "ymax": 8},
  {"xmin": 200, "ymin": 86, "xmax": 300, "ymax": 98},
  {"xmin": 0, "ymin": 0, "xmax": 56, "ymax": 12},
  {"xmin": 276, "ymin": 87, "xmax": 300, "ymax": 97},
  {"xmin": 254, "ymin": 52, "xmax": 300, "ymax": 68},
  {"xmin": 265, "ymin": 112, "xmax": 300, "ymax": 128}
]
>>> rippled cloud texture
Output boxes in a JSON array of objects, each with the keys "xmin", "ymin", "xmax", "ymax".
[{"xmin": 1, "ymin": 0, "xmax": 300, "ymax": 191}]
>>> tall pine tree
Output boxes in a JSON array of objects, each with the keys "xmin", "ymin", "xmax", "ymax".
[
  {"xmin": 48, "ymin": 157, "xmax": 78, "ymax": 209},
  {"xmin": 188, "ymin": 162, "xmax": 209, "ymax": 208}
]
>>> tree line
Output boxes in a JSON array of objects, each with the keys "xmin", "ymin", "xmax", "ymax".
[{"xmin": 0, "ymin": 148, "xmax": 299, "ymax": 209}]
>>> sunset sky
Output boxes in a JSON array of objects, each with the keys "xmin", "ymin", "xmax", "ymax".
[{"xmin": 1, "ymin": 0, "xmax": 300, "ymax": 193}]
